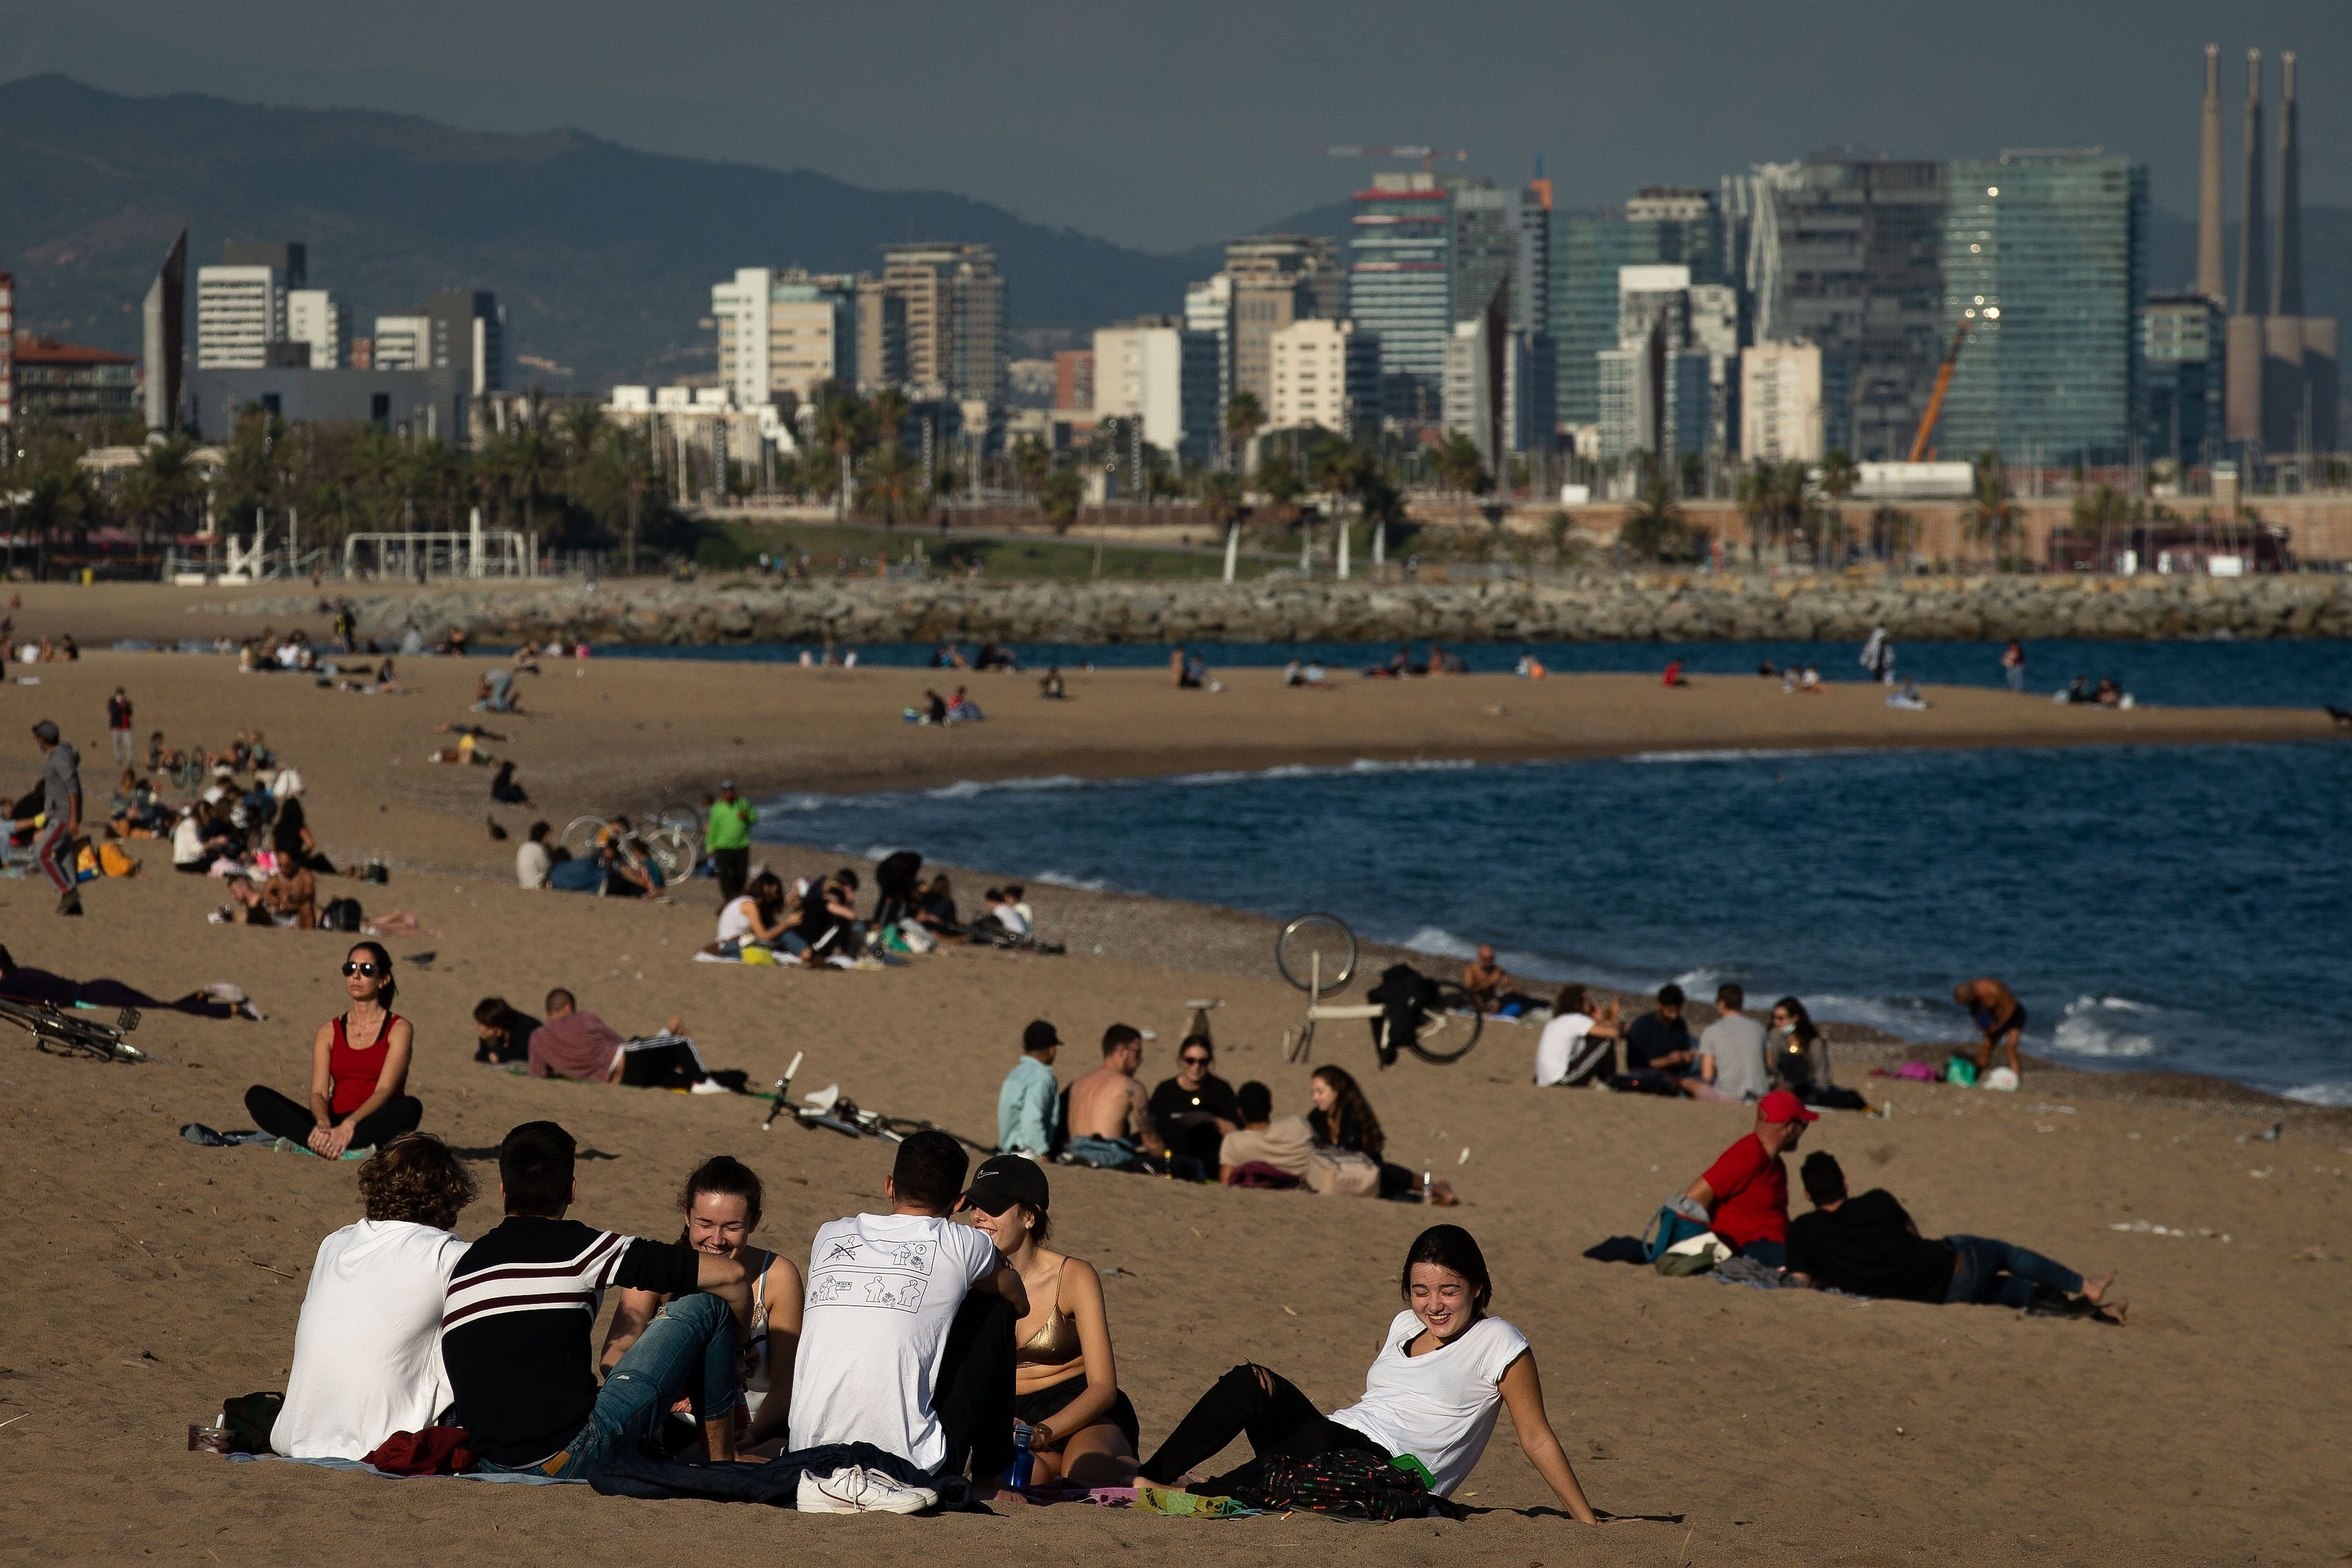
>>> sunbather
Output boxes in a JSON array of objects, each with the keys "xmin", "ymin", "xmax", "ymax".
[
  {"xmin": 243, "ymin": 942, "xmax": 423, "ymax": 1156},
  {"xmin": 527, "ymin": 988, "xmax": 730, "ymax": 1092}
]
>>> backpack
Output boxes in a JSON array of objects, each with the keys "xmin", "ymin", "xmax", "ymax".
[
  {"xmin": 1642, "ymin": 1199, "xmax": 1713, "ymax": 1263},
  {"xmin": 1246, "ymin": 1450, "xmax": 1443, "ymax": 1520}
]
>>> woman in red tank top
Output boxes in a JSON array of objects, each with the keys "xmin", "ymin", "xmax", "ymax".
[{"xmin": 243, "ymin": 942, "xmax": 421, "ymax": 1157}]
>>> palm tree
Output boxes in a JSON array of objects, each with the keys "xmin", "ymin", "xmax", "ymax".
[
  {"xmin": 811, "ymin": 389, "xmax": 867, "ymax": 521},
  {"xmin": 1255, "ymin": 445, "xmax": 1304, "ymax": 530},
  {"xmin": 1432, "ymin": 432, "xmax": 1489, "ymax": 531},
  {"xmin": 1199, "ymin": 468, "xmax": 1245, "ymax": 534},
  {"xmin": 1224, "ymin": 391, "xmax": 1266, "ymax": 474},
  {"xmin": 1039, "ymin": 467, "xmax": 1084, "ymax": 535},
  {"xmin": 1734, "ymin": 459, "xmax": 1782, "ymax": 564},
  {"xmin": 1964, "ymin": 451, "xmax": 2020, "ymax": 570},
  {"xmin": 1011, "ymin": 435, "xmax": 1049, "ymax": 500},
  {"xmin": 507, "ymin": 426, "xmax": 559, "ymax": 537},
  {"xmin": 1618, "ymin": 474, "xmax": 1692, "ymax": 563},
  {"xmin": 860, "ymin": 442, "xmax": 920, "ymax": 528},
  {"xmin": 1815, "ymin": 449, "xmax": 1858, "ymax": 568},
  {"xmin": 2072, "ymin": 482, "xmax": 2129, "ymax": 573},
  {"xmin": 118, "ymin": 433, "xmax": 204, "ymax": 553}
]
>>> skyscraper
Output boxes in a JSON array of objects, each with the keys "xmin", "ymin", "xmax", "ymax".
[
  {"xmin": 1224, "ymin": 235, "xmax": 1340, "ymax": 417},
  {"xmin": 195, "ymin": 262, "xmax": 288, "ymax": 368},
  {"xmin": 882, "ymin": 244, "xmax": 1006, "ymax": 406},
  {"xmin": 143, "ymin": 231, "xmax": 186, "ymax": 433},
  {"xmin": 713, "ymin": 269, "xmax": 858, "ymax": 407},
  {"xmin": 0, "ymin": 271, "xmax": 13, "ymax": 442},
  {"xmin": 1348, "ymin": 171, "xmax": 1452, "ymax": 424},
  {"xmin": 1553, "ymin": 187, "xmax": 1724, "ymax": 429}
]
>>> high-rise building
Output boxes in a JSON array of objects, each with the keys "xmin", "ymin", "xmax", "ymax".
[
  {"xmin": 1596, "ymin": 263, "xmax": 1718, "ymax": 475},
  {"xmin": 882, "ymin": 244, "xmax": 1006, "ymax": 406},
  {"xmin": 196, "ymin": 263, "xmax": 287, "ymax": 368},
  {"xmin": 1053, "ymin": 349, "xmax": 1095, "ymax": 412},
  {"xmin": 143, "ymin": 230, "xmax": 186, "ymax": 433},
  {"xmin": 1348, "ymin": 171, "xmax": 1452, "ymax": 424},
  {"xmin": 425, "ymin": 290, "xmax": 503, "ymax": 396},
  {"xmin": 2142, "ymin": 292, "xmax": 2226, "ymax": 466},
  {"xmin": 1270, "ymin": 318, "xmax": 1380, "ymax": 435},
  {"xmin": 1183, "ymin": 274, "xmax": 1233, "ymax": 417},
  {"xmin": 1516, "ymin": 164, "xmax": 1556, "ymax": 447},
  {"xmin": 713, "ymin": 268, "xmax": 858, "ymax": 407},
  {"xmin": 1725, "ymin": 157, "xmax": 1945, "ymax": 459},
  {"xmin": 855, "ymin": 276, "xmax": 906, "ymax": 393},
  {"xmin": 372, "ymin": 315, "xmax": 431, "ymax": 371},
  {"xmin": 221, "ymin": 241, "xmax": 305, "ymax": 288},
  {"xmin": 1224, "ymin": 236, "xmax": 1341, "ymax": 417},
  {"xmin": 1740, "ymin": 342, "xmax": 1824, "ymax": 461},
  {"xmin": 286, "ymin": 289, "xmax": 347, "ymax": 369},
  {"xmin": 1091, "ymin": 316, "xmax": 1219, "ymax": 463},
  {"xmin": 1553, "ymin": 187, "xmax": 1725, "ymax": 430},
  {"xmin": 1935, "ymin": 151, "xmax": 2146, "ymax": 467}
]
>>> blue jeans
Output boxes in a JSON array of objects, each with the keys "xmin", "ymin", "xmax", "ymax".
[
  {"xmin": 1943, "ymin": 1235, "xmax": 2081, "ymax": 1308},
  {"xmin": 1733, "ymin": 1238, "xmax": 1788, "ymax": 1270},
  {"xmin": 484, "ymin": 1292, "xmax": 739, "ymax": 1479}
]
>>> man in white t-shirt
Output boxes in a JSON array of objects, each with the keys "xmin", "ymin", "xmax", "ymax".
[
  {"xmin": 1534, "ymin": 984, "xmax": 1622, "ymax": 1087},
  {"xmin": 515, "ymin": 821, "xmax": 554, "ymax": 889},
  {"xmin": 1698, "ymin": 983, "xmax": 1770, "ymax": 1103},
  {"xmin": 273, "ymin": 1134, "xmax": 476, "ymax": 1460},
  {"xmin": 789, "ymin": 1131, "xmax": 1028, "ymax": 1487}
]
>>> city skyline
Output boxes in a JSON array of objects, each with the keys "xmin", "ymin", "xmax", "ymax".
[{"xmin": 4, "ymin": 1, "xmax": 2346, "ymax": 253}]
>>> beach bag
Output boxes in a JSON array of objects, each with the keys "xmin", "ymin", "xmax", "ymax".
[
  {"xmin": 1304, "ymin": 1149, "xmax": 1381, "ymax": 1198},
  {"xmin": 1247, "ymin": 1450, "xmax": 1439, "ymax": 1521},
  {"xmin": 1642, "ymin": 1198, "xmax": 1713, "ymax": 1263},
  {"xmin": 99, "ymin": 842, "xmax": 139, "ymax": 878},
  {"xmin": 1943, "ymin": 1054, "xmax": 1978, "ymax": 1088},
  {"xmin": 1654, "ymin": 1231, "xmax": 1732, "ymax": 1276}
]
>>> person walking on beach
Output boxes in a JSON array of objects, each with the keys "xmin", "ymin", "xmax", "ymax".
[
  {"xmin": 706, "ymin": 782, "xmax": 756, "ymax": 906},
  {"xmin": 2001, "ymin": 640, "xmax": 2026, "ymax": 694},
  {"xmin": 106, "ymin": 687, "xmax": 134, "ymax": 767},
  {"xmin": 18, "ymin": 720, "xmax": 83, "ymax": 916},
  {"xmin": 1952, "ymin": 977, "xmax": 2027, "ymax": 1078}
]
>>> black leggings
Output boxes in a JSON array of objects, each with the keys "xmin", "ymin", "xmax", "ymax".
[
  {"xmin": 932, "ymin": 1292, "xmax": 1018, "ymax": 1483},
  {"xmin": 1138, "ymin": 1363, "xmax": 1383, "ymax": 1491},
  {"xmin": 618, "ymin": 1042, "xmax": 704, "ymax": 1089},
  {"xmin": 244, "ymin": 1086, "xmax": 423, "ymax": 1147}
]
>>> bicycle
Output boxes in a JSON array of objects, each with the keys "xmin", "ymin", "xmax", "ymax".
[
  {"xmin": 0, "ymin": 995, "xmax": 149, "ymax": 1063},
  {"xmin": 1275, "ymin": 913, "xmax": 1482, "ymax": 1068},
  {"xmin": 561, "ymin": 813, "xmax": 701, "ymax": 886},
  {"xmin": 756, "ymin": 1052, "xmax": 991, "ymax": 1152}
]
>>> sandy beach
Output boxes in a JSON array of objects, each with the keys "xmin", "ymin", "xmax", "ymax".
[{"xmin": 3, "ymin": 643, "xmax": 2349, "ymax": 1565}]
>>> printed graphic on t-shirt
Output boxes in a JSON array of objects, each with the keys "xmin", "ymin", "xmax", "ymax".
[{"xmin": 809, "ymin": 1235, "xmax": 937, "ymax": 1313}]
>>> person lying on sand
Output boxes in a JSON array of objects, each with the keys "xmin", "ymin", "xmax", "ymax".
[
  {"xmin": 789, "ymin": 1132, "xmax": 1030, "ymax": 1508},
  {"xmin": 1137, "ymin": 1224, "xmax": 1608, "ymax": 1522},
  {"xmin": 444, "ymin": 1121, "xmax": 750, "ymax": 1480},
  {"xmin": 1786, "ymin": 1153, "xmax": 2125, "ymax": 1322},
  {"xmin": 601, "ymin": 1156, "xmax": 804, "ymax": 1456},
  {"xmin": 272, "ymin": 1133, "xmax": 475, "ymax": 1460},
  {"xmin": 1952, "ymin": 977, "xmax": 2027, "ymax": 1077},
  {"xmin": 0, "ymin": 948, "xmax": 260, "ymax": 1018},
  {"xmin": 959, "ymin": 1155, "xmax": 1139, "ymax": 1486},
  {"xmin": 243, "ymin": 942, "xmax": 421, "ymax": 1158},
  {"xmin": 1063, "ymin": 1025, "xmax": 1167, "ymax": 1171},
  {"xmin": 472, "ymin": 996, "xmax": 541, "ymax": 1065},
  {"xmin": 526, "ymin": 988, "xmax": 733, "ymax": 1092},
  {"xmin": 1678, "ymin": 1091, "xmax": 1816, "ymax": 1270}
]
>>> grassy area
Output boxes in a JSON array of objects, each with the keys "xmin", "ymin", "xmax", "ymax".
[{"xmin": 699, "ymin": 518, "xmax": 1282, "ymax": 584}]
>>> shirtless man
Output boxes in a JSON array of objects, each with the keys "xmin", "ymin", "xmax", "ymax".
[
  {"xmin": 1064, "ymin": 1025, "xmax": 1165, "ymax": 1159},
  {"xmin": 263, "ymin": 861, "xmax": 319, "ymax": 930},
  {"xmin": 1461, "ymin": 944, "xmax": 1539, "ymax": 1017},
  {"xmin": 1952, "ymin": 977, "xmax": 2026, "ymax": 1077}
]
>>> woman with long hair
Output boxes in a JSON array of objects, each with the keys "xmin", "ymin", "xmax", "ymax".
[
  {"xmin": 958, "ymin": 1155, "xmax": 1138, "ymax": 1486},
  {"xmin": 1767, "ymin": 996, "xmax": 1831, "ymax": 1093},
  {"xmin": 271, "ymin": 794, "xmax": 337, "ymax": 875},
  {"xmin": 1308, "ymin": 1064, "xmax": 1457, "ymax": 1204},
  {"xmin": 244, "ymin": 942, "xmax": 419, "ymax": 1158},
  {"xmin": 711, "ymin": 871, "xmax": 791, "ymax": 956},
  {"xmin": 1138, "ymin": 1226, "xmax": 1606, "ymax": 1520},
  {"xmin": 602, "ymin": 1155, "xmax": 803, "ymax": 1453}
]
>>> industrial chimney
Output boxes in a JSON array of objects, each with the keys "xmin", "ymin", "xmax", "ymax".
[
  {"xmin": 2198, "ymin": 45, "xmax": 2225, "ymax": 301},
  {"xmin": 2238, "ymin": 49, "xmax": 2269, "ymax": 318},
  {"xmin": 2274, "ymin": 51, "xmax": 2302, "ymax": 315}
]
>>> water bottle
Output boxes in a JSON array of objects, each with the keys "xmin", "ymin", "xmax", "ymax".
[{"xmin": 1006, "ymin": 1420, "xmax": 1035, "ymax": 1490}]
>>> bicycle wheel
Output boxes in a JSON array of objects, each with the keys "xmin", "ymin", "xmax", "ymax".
[
  {"xmin": 560, "ymin": 815, "xmax": 607, "ymax": 858},
  {"xmin": 1403, "ymin": 979, "xmax": 1484, "ymax": 1065},
  {"xmin": 645, "ymin": 827, "xmax": 697, "ymax": 885},
  {"xmin": 1275, "ymin": 913, "xmax": 1357, "ymax": 996}
]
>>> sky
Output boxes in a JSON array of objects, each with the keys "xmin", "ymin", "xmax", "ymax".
[{"xmin": 3, "ymin": 1, "xmax": 2346, "ymax": 252}]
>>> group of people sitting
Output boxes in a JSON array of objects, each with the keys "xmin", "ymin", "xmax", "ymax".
[
  {"xmin": 270, "ymin": 1122, "xmax": 1607, "ymax": 1520},
  {"xmin": 515, "ymin": 818, "xmax": 667, "ymax": 900},
  {"xmin": 2060, "ymin": 675, "xmax": 2133, "ymax": 709},
  {"xmin": 928, "ymin": 641, "xmax": 1019, "ymax": 671},
  {"xmin": 906, "ymin": 687, "xmax": 986, "ymax": 725},
  {"xmin": 1364, "ymin": 643, "xmax": 1467, "ymax": 678},
  {"xmin": 694, "ymin": 857, "xmax": 1041, "ymax": 967},
  {"xmin": 1534, "ymin": 980, "xmax": 1860, "ymax": 1109},
  {"xmin": 994, "ymin": 1021, "xmax": 1459, "ymax": 1204}
]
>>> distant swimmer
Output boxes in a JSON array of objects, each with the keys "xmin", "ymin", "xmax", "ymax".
[{"xmin": 1952, "ymin": 977, "xmax": 2026, "ymax": 1077}]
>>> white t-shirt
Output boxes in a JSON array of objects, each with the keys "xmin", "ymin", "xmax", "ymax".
[
  {"xmin": 269, "ymin": 768, "xmax": 304, "ymax": 801},
  {"xmin": 272, "ymin": 1220, "xmax": 470, "ymax": 1460},
  {"xmin": 172, "ymin": 815, "xmax": 207, "ymax": 867},
  {"xmin": 715, "ymin": 895, "xmax": 759, "ymax": 944},
  {"xmin": 1327, "ymin": 1310, "xmax": 1531, "ymax": 1496},
  {"xmin": 1534, "ymin": 1012, "xmax": 1596, "ymax": 1086},
  {"xmin": 989, "ymin": 903, "xmax": 1030, "ymax": 937},
  {"xmin": 788, "ymin": 1214, "xmax": 1002, "ymax": 1469},
  {"xmin": 515, "ymin": 840, "xmax": 552, "ymax": 890}
]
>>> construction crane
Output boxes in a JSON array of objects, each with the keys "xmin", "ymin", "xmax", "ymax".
[
  {"xmin": 1323, "ymin": 145, "xmax": 1469, "ymax": 177},
  {"xmin": 1906, "ymin": 309, "xmax": 1991, "ymax": 463}
]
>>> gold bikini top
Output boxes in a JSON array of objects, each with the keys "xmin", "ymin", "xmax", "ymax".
[{"xmin": 1016, "ymin": 1263, "xmax": 1081, "ymax": 1364}]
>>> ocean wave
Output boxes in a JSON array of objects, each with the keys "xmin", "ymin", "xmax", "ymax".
[
  {"xmin": 925, "ymin": 774, "xmax": 1089, "ymax": 799},
  {"xmin": 1805, "ymin": 993, "xmax": 1947, "ymax": 1040},
  {"xmin": 2048, "ymin": 994, "xmax": 2162, "ymax": 1058},
  {"xmin": 1030, "ymin": 870, "xmax": 1113, "ymax": 893},
  {"xmin": 1625, "ymin": 747, "xmax": 1840, "ymax": 765},
  {"xmin": 2283, "ymin": 1081, "xmax": 2352, "ymax": 1107}
]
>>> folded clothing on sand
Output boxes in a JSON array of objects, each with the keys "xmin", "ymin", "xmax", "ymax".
[{"xmin": 589, "ymin": 1440, "xmax": 968, "ymax": 1509}]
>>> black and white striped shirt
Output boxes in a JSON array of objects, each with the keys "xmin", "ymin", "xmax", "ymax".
[{"xmin": 442, "ymin": 1215, "xmax": 698, "ymax": 1466}]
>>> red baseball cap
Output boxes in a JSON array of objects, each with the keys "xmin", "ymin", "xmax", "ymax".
[{"xmin": 1758, "ymin": 1089, "xmax": 1820, "ymax": 1124}]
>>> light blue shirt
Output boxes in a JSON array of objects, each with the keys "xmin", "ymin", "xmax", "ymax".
[{"xmin": 997, "ymin": 1055, "xmax": 1058, "ymax": 1154}]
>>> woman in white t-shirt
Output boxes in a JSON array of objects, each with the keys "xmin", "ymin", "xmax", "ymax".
[
  {"xmin": 272, "ymin": 1134, "xmax": 477, "ymax": 1460},
  {"xmin": 1534, "ymin": 984, "xmax": 1623, "ymax": 1088},
  {"xmin": 1135, "ymin": 1226, "xmax": 1606, "ymax": 1520},
  {"xmin": 710, "ymin": 872, "xmax": 790, "ymax": 958}
]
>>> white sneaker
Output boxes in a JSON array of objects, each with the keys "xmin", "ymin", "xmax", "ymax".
[
  {"xmin": 797, "ymin": 1465, "xmax": 937, "ymax": 1515},
  {"xmin": 689, "ymin": 1078, "xmax": 729, "ymax": 1095}
]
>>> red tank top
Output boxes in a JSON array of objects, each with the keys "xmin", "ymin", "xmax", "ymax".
[{"xmin": 328, "ymin": 1012, "xmax": 403, "ymax": 1117}]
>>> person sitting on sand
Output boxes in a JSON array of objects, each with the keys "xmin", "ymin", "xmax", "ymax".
[
  {"xmin": 1534, "ymin": 983, "xmax": 1624, "ymax": 1086},
  {"xmin": 271, "ymin": 795, "xmax": 336, "ymax": 876},
  {"xmin": 472, "ymin": 996, "xmax": 541, "ymax": 1065},
  {"xmin": 1952, "ymin": 977, "xmax": 2026, "ymax": 1079},
  {"xmin": 789, "ymin": 1132, "xmax": 1030, "ymax": 1504},
  {"xmin": 602, "ymin": 1156, "xmax": 804, "ymax": 1455},
  {"xmin": 172, "ymin": 803, "xmax": 232, "ymax": 873},
  {"xmin": 960, "ymin": 1155, "xmax": 1138, "ymax": 1485},
  {"xmin": 1308, "ymin": 1065, "xmax": 1457, "ymax": 1204},
  {"xmin": 1619, "ymin": 983, "xmax": 1698, "ymax": 1095},
  {"xmin": 243, "ymin": 942, "xmax": 422, "ymax": 1157},
  {"xmin": 1218, "ymin": 1080, "xmax": 1318, "ymax": 1186},
  {"xmin": 490, "ymin": 760, "xmax": 528, "ymax": 806},
  {"xmin": 1786, "ymin": 1152, "xmax": 2124, "ymax": 1322},
  {"xmin": 1063, "ymin": 1025, "xmax": 1166, "ymax": 1170},
  {"xmin": 1677, "ymin": 1089, "xmax": 1816, "ymax": 1269},
  {"xmin": 946, "ymin": 685, "xmax": 984, "ymax": 722},
  {"xmin": 998, "ymin": 1020, "xmax": 1062, "ymax": 1159},
  {"xmin": 597, "ymin": 835, "xmax": 658, "ymax": 899},
  {"xmin": 1462, "ymin": 944, "xmax": 1541, "ymax": 1019},
  {"xmin": 1768, "ymin": 996, "xmax": 1835, "ymax": 1095},
  {"xmin": 1039, "ymin": 667, "xmax": 1067, "ymax": 700},
  {"xmin": 515, "ymin": 820, "xmax": 554, "ymax": 890},
  {"xmin": 1137, "ymin": 1225, "xmax": 1605, "ymax": 1522},
  {"xmin": 709, "ymin": 871, "xmax": 791, "ymax": 958},
  {"xmin": 1662, "ymin": 659, "xmax": 1690, "ymax": 688},
  {"xmin": 794, "ymin": 867, "xmax": 863, "ymax": 960},
  {"xmin": 1149, "ymin": 1033, "xmax": 1240, "ymax": 1179},
  {"xmin": 528, "ymin": 988, "xmax": 729, "ymax": 1091},
  {"xmin": 218, "ymin": 876, "xmax": 278, "ymax": 926},
  {"xmin": 270, "ymin": 1133, "xmax": 477, "ymax": 1460},
  {"xmin": 1698, "ymin": 984, "xmax": 1771, "ymax": 1104},
  {"xmin": 443, "ymin": 1121, "xmax": 751, "ymax": 1478},
  {"xmin": 262, "ymin": 858, "xmax": 319, "ymax": 930},
  {"xmin": 968, "ymin": 886, "xmax": 1030, "ymax": 946},
  {"xmin": 914, "ymin": 873, "xmax": 965, "ymax": 939}
]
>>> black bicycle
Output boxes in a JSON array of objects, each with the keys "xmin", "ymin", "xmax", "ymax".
[{"xmin": 0, "ymin": 995, "xmax": 148, "ymax": 1063}]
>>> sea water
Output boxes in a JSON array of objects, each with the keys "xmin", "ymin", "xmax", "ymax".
[{"xmin": 755, "ymin": 739, "xmax": 2352, "ymax": 1103}]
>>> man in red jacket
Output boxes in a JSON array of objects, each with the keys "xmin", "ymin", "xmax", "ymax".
[{"xmin": 1681, "ymin": 1089, "xmax": 1818, "ymax": 1269}]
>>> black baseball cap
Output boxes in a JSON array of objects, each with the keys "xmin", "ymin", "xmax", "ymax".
[
  {"xmin": 31, "ymin": 720, "xmax": 59, "ymax": 743},
  {"xmin": 963, "ymin": 1154, "xmax": 1049, "ymax": 1216},
  {"xmin": 1022, "ymin": 1020, "xmax": 1061, "ymax": 1053}
]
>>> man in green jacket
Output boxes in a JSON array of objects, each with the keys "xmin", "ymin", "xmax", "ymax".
[{"xmin": 706, "ymin": 781, "xmax": 756, "ymax": 906}]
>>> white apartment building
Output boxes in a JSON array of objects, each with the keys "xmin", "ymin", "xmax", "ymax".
[
  {"xmin": 372, "ymin": 315, "xmax": 431, "ymax": 371},
  {"xmin": 1091, "ymin": 318, "xmax": 1220, "ymax": 462},
  {"xmin": 1741, "ymin": 342, "xmax": 1824, "ymax": 461},
  {"xmin": 713, "ymin": 267, "xmax": 857, "ymax": 409},
  {"xmin": 1268, "ymin": 318, "xmax": 1380, "ymax": 435},
  {"xmin": 195, "ymin": 265, "xmax": 286, "ymax": 368},
  {"xmin": 1183, "ymin": 273, "xmax": 1233, "ymax": 418},
  {"xmin": 285, "ymin": 289, "xmax": 347, "ymax": 370}
]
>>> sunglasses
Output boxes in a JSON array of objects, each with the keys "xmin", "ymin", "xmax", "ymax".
[
  {"xmin": 342, "ymin": 962, "xmax": 382, "ymax": 977},
  {"xmin": 1180, "ymin": 1054, "xmax": 1212, "ymax": 1066}
]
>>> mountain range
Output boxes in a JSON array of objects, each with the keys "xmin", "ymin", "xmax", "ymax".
[{"xmin": 3, "ymin": 74, "xmax": 2345, "ymax": 395}]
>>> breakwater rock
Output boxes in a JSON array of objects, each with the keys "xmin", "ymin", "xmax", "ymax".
[{"xmin": 220, "ymin": 572, "xmax": 2352, "ymax": 647}]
